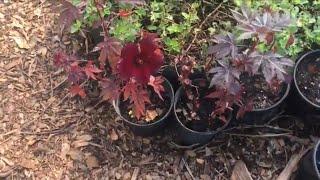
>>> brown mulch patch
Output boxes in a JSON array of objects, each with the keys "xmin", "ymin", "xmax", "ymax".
[{"xmin": 0, "ymin": 1, "xmax": 319, "ymax": 179}]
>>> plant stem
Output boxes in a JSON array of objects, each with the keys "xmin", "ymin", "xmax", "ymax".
[{"xmin": 93, "ymin": 0, "xmax": 108, "ymax": 38}]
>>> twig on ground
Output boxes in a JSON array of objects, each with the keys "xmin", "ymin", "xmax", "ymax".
[
  {"xmin": 276, "ymin": 147, "xmax": 312, "ymax": 180},
  {"xmin": 20, "ymin": 120, "xmax": 77, "ymax": 136},
  {"xmin": 182, "ymin": 157, "xmax": 196, "ymax": 180},
  {"xmin": 226, "ymin": 132, "xmax": 292, "ymax": 138},
  {"xmin": 0, "ymin": 167, "xmax": 16, "ymax": 178},
  {"xmin": 231, "ymin": 160, "xmax": 253, "ymax": 180},
  {"xmin": 131, "ymin": 167, "xmax": 140, "ymax": 180}
]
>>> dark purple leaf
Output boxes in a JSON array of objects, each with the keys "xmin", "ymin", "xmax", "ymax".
[
  {"xmin": 208, "ymin": 61, "xmax": 241, "ymax": 94},
  {"xmin": 232, "ymin": 8, "xmax": 292, "ymax": 43},
  {"xmin": 249, "ymin": 52, "xmax": 294, "ymax": 83},
  {"xmin": 208, "ymin": 33, "xmax": 238, "ymax": 58}
]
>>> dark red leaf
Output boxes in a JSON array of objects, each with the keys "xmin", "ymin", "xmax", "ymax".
[
  {"xmin": 148, "ymin": 76, "xmax": 165, "ymax": 100},
  {"xmin": 236, "ymin": 101, "xmax": 253, "ymax": 119},
  {"xmin": 94, "ymin": 37, "xmax": 122, "ymax": 71},
  {"xmin": 119, "ymin": 32, "xmax": 164, "ymax": 83},
  {"xmin": 69, "ymin": 84, "xmax": 86, "ymax": 98},
  {"xmin": 285, "ymin": 34, "xmax": 295, "ymax": 48},
  {"xmin": 122, "ymin": 79, "xmax": 151, "ymax": 119},
  {"xmin": 84, "ymin": 61, "xmax": 102, "ymax": 80},
  {"xmin": 119, "ymin": 9, "xmax": 132, "ymax": 17},
  {"xmin": 68, "ymin": 62, "xmax": 86, "ymax": 84},
  {"xmin": 100, "ymin": 78, "xmax": 121, "ymax": 101}
]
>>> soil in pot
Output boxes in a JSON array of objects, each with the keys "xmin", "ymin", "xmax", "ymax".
[
  {"xmin": 175, "ymin": 80, "xmax": 228, "ymax": 132},
  {"xmin": 296, "ymin": 56, "xmax": 320, "ymax": 106},
  {"xmin": 119, "ymin": 86, "xmax": 171, "ymax": 124},
  {"xmin": 240, "ymin": 73, "xmax": 287, "ymax": 110}
]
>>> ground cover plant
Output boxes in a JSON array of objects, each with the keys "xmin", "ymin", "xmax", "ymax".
[{"xmin": 234, "ymin": 0, "xmax": 320, "ymax": 57}]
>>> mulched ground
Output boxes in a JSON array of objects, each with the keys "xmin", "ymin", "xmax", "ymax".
[{"xmin": 0, "ymin": 1, "xmax": 319, "ymax": 179}]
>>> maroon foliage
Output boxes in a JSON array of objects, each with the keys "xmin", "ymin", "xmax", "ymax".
[
  {"xmin": 119, "ymin": 32, "xmax": 164, "ymax": 83},
  {"xmin": 94, "ymin": 37, "xmax": 123, "ymax": 71},
  {"xmin": 84, "ymin": 61, "xmax": 103, "ymax": 80},
  {"xmin": 100, "ymin": 78, "xmax": 121, "ymax": 102},
  {"xmin": 148, "ymin": 75, "xmax": 165, "ymax": 100},
  {"xmin": 123, "ymin": 79, "xmax": 151, "ymax": 119}
]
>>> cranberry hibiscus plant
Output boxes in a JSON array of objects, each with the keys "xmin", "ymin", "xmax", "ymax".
[
  {"xmin": 54, "ymin": 32, "xmax": 167, "ymax": 121},
  {"xmin": 178, "ymin": 7, "xmax": 295, "ymax": 123}
]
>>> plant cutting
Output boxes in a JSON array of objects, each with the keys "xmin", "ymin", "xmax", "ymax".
[
  {"xmin": 54, "ymin": 0, "xmax": 174, "ymax": 136},
  {"xmin": 295, "ymin": 140, "xmax": 320, "ymax": 180},
  {"xmin": 172, "ymin": 7, "xmax": 295, "ymax": 145},
  {"xmin": 289, "ymin": 49, "xmax": 320, "ymax": 122}
]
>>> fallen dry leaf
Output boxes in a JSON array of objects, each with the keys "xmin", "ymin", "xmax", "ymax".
[
  {"xmin": 185, "ymin": 150, "xmax": 196, "ymax": 158},
  {"xmin": 145, "ymin": 110, "xmax": 158, "ymax": 122},
  {"xmin": 67, "ymin": 149, "xmax": 83, "ymax": 161},
  {"xmin": 77, "ymin": 134, "xmax": 92, "ymax": 141},
  {"xmin": 73, "ymin": 141, "xmax": 89, "ymax": 148},
  {"xmin": 196, "ymin": 158, "xmax": 205, "ymax": 165},
  {"xmin": 231, "ymin": 160, "xmax": 253, "ymax": 180},
  {"xmin": 85, "ymin": 155, "xmax": 99, "ymax": 169},
  {"xmin": 37, "ymin": 47, "xmax": 47, "ymax": 57},
  {"xmin": 60, "ymin": 143, "xmax": 70, "ymax": 160},
  {"xmin": 11, "ymin": 35, "xmax": 29, "ymax": 49},
  {"xmin": 19, "ymin": 159, "xmax": 37, "ymax": 170},
  {"xmin": 110, "ymin": 129, "xmax": 119, "ymax": 141}
]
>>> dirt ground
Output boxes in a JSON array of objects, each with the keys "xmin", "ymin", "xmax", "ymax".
[{"xmin": 0, "ymin": 1, "xmax": 319, "ymax": 180}]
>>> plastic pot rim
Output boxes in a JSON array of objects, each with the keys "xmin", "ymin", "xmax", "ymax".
[
  {"xmin": 313, "ymin": 140, "xmax": 320, "ymax": 178},
  {"xmin": 294, "ymin": 49, "xmax": 320, "ymax": 109},
  {"xmin": 251, "ymin": 82, "xmax": 291, "ymax": 112},
  {"xmin": 112, "ymin": 77, "xmax": 174, "ymax": 127},
  {"xmin": 173, "ymin": 86, "xmax": 232, "ymax": 136}
]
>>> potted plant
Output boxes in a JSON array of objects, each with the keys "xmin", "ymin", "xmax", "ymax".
[
  {"xmin": 295, "ymin": 140, "xmax": 320, "ymax": 180},
  {"xmin": 289, "ymin": 50, "xmax": 320, "ymax": 122},
  {"xmin": 207, "ymin": 7, "xmax": 295, "ymax": 125},
  {"xmin": 172, "ymin": 7, "xmax": 295, "ymax": 145},
  {"xmin": 54, "ymin": 1, "xmax": 174, "ymax": 136}
]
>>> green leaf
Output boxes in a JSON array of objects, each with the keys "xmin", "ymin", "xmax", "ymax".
[
  {"xmin": 70, "ymin": 20, "xmax": 82, "ymax": 33},
  {"xmin": 166, "ymin": 24, "xmax": 184, "ymax": 34},
  {"xmin": 164, "ymin": 38, "xmax": 181, "ymax": 53}
]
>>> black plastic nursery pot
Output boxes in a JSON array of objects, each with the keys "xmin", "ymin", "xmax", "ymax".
[
  {"xmin": 238, "ymin": 83, "xmax": 291, "ymax": 125},
  {"xmin": 288, "ymin": 50, "xmax": 320, "ymax": 122},
  {"xmin": 295, "ymin": 140, "xmax": 320, "ymax": 180},
  {"xmin": 113, "ymin": 78, "xmax": 174, "ymax": 137},
  {"xmin": 172, "ymin": 86, "xmax": 231, "ymax": 146}
]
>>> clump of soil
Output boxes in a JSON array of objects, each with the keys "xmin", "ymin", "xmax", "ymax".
[
  {"xmin": 119, "ymin": 84, "xmax": 171, "ymax": 124},
  {"xmin": 175, "ymin": 80, "xmax": 228, "ymax": 132},
  {"xmin": 296, "ymin": 57, "xmax": 320, "ymax": 106},
  {"xmin": 241, "ymin": 73, "xmax": 287, "ymax": 110}
]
